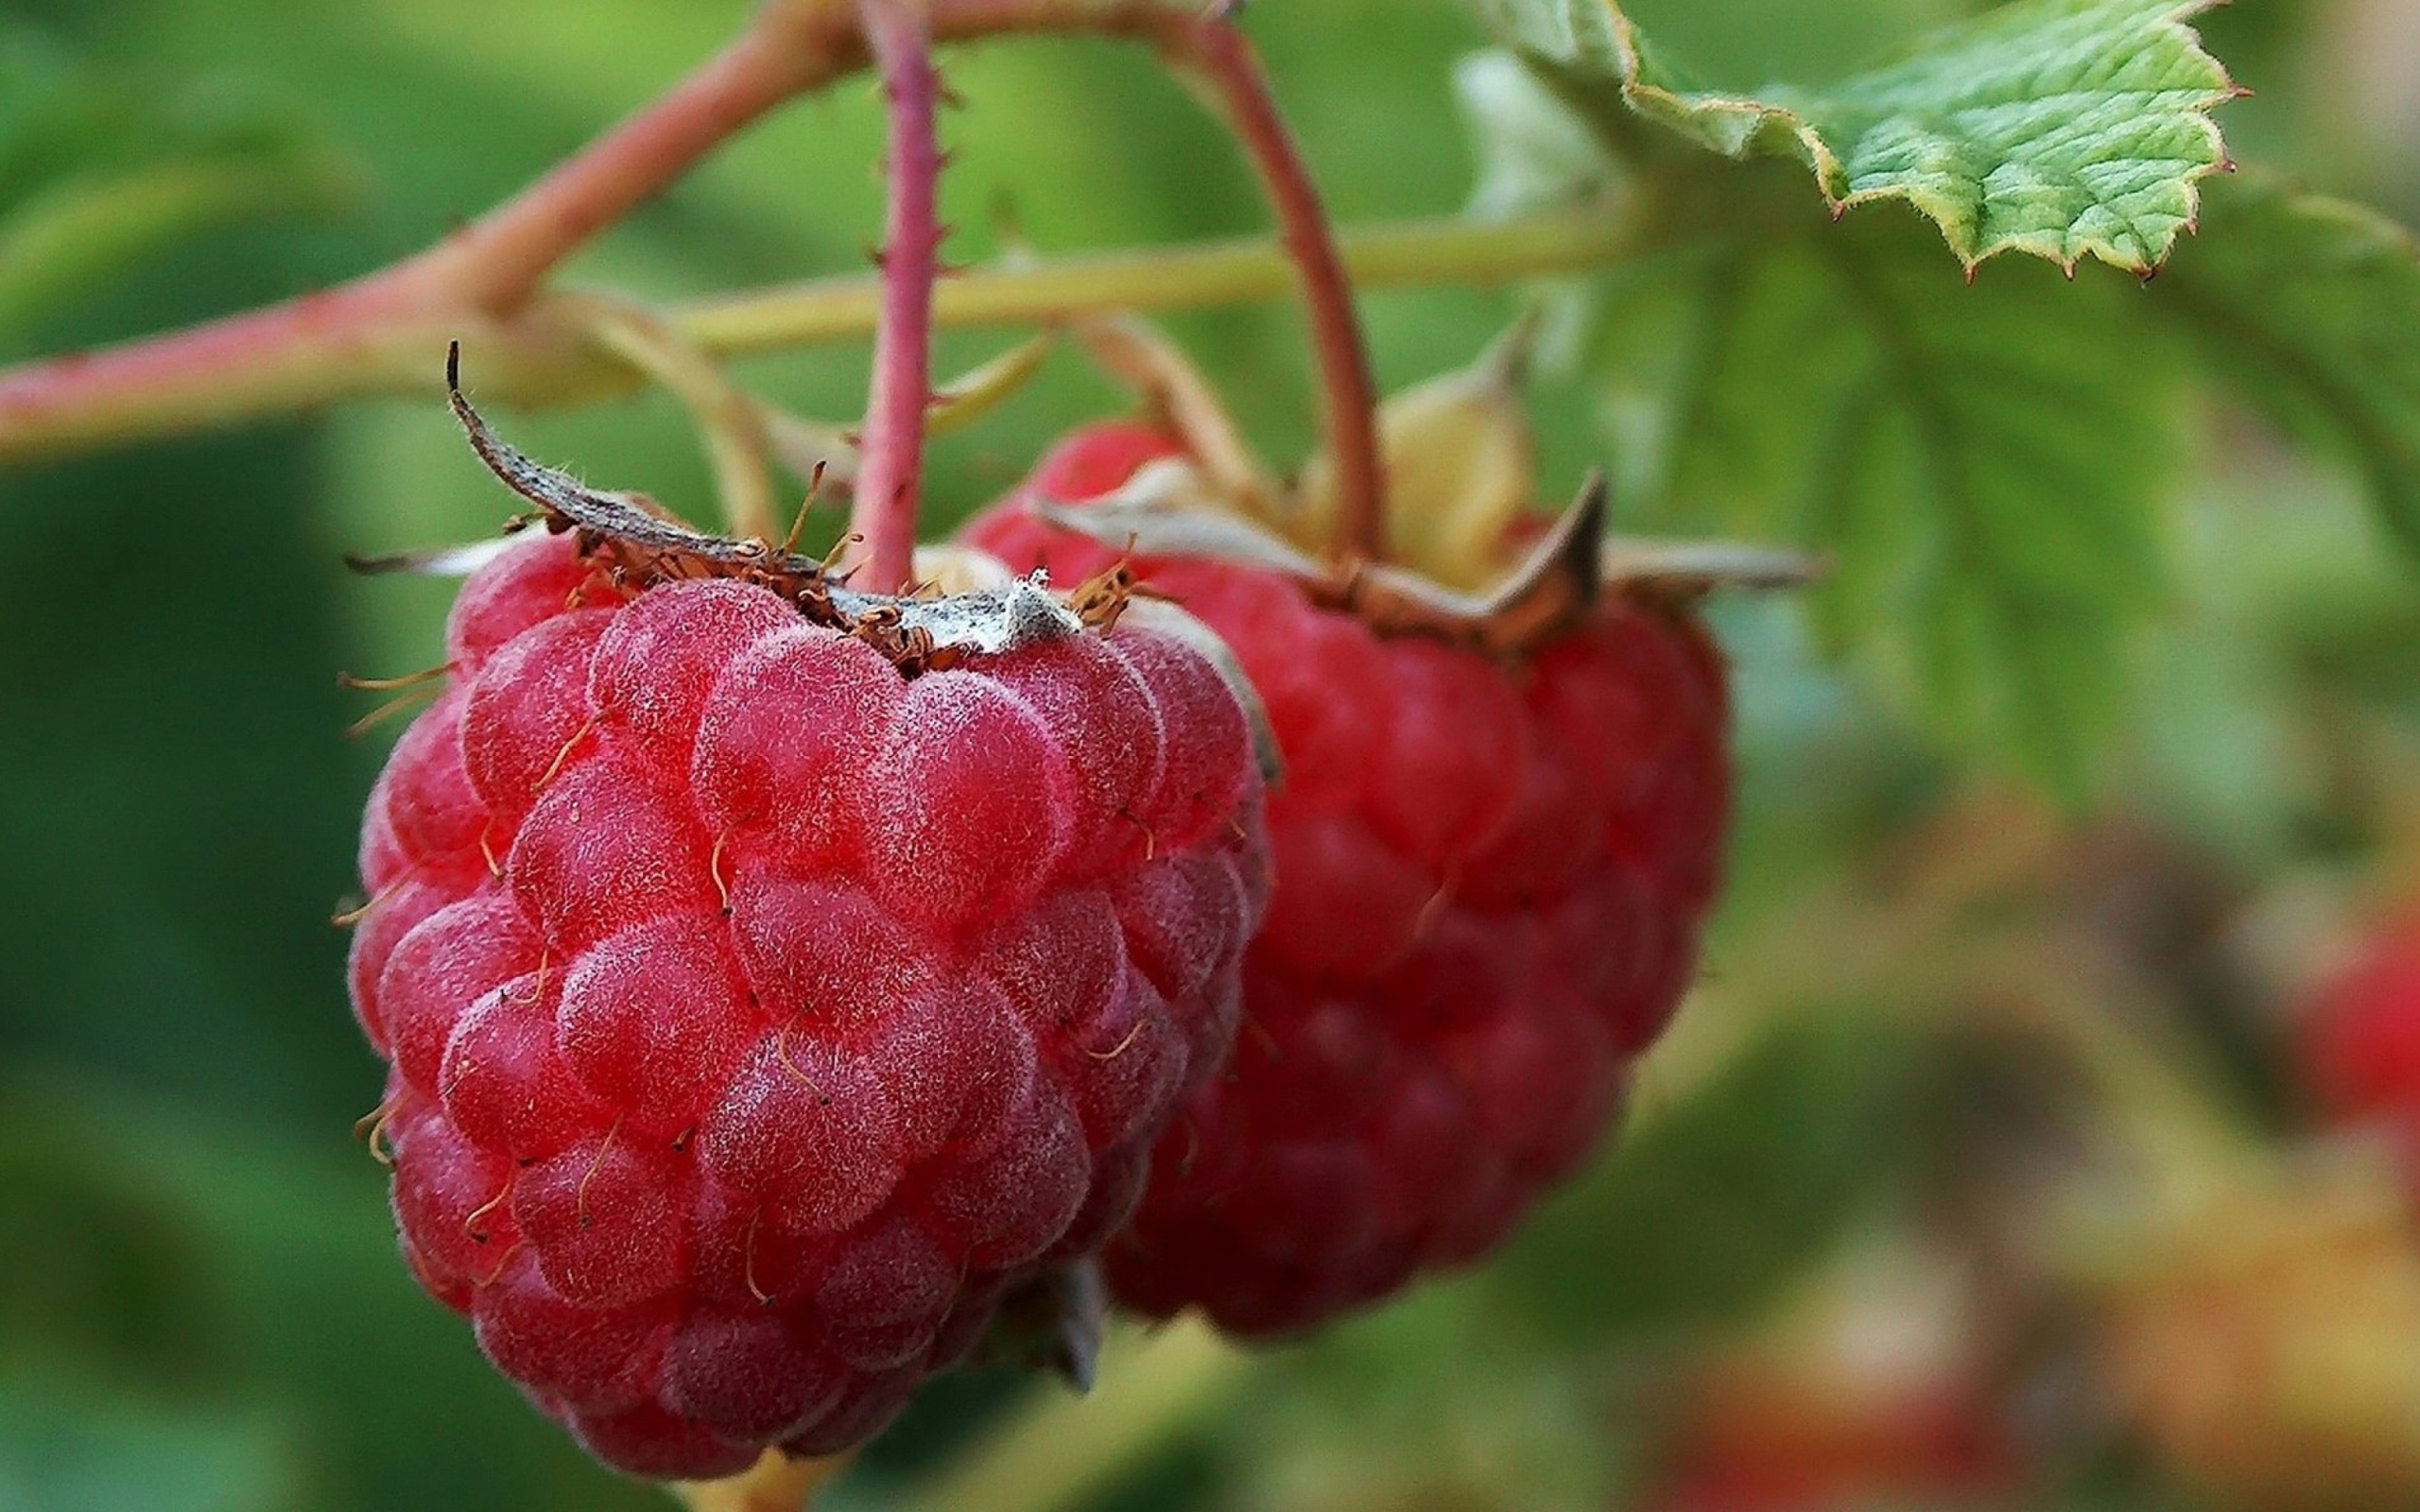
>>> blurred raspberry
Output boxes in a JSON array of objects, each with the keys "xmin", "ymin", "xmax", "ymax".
[
  {"xmin": 2303, "ymin": 916, "xmax": 2420, "ymax": 1160},
  {"xmin": 964, "ymin": 422, "xmax": 1730, "ymax": 1335},
  {"xmin": 350, "ymin": 533, "xmax": 1268, "ymax": 1477}
]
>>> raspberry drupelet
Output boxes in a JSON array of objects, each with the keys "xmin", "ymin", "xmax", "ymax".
[
  {"xmin": 350, "ymin": 528, "xmax": 1269, "ymax": 1477},
  {"xmin": 965, "ymin": 421, "xmax": 1733, "ymax": 1336}
]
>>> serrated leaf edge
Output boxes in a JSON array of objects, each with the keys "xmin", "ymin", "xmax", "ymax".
[{"xmin": 1519, "ymin": 0, "xmax": 2238, "ymax": 275}]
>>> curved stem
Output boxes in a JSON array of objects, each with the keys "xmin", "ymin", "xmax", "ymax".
[
  {"xmin": 0, "ymin": 0, "xmax": 1622, "ymax": 476},
  {"xmin": 389, "ymin": 0, "xmax": 855, "ymax": 314},
  {"xmin": 682, "ymin": 207, "xmax": 1632, "ymax": 354},
  {"xmin": 1164, "ymin": 13, "xmax": 1386, "ymax": 564},
  {"xmin": 0, "ymin": 209, "xmax": 1634, "ymax": 470},
  {"xmin": 0, "ymin": 0, "xmax": 869, "ymax": 460},
  {"xmin": 849, "ymin": 0, "xmax": 944, "ymax": 594},
  {"xmin": 575, "ymin": 298, "xmax": 787, "ymax": 541}
]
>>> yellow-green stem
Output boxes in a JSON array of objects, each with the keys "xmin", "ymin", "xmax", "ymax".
[
  {"xmin": 0, "ymin": 207, "xmax": 1634, "ymax": 471},
  {"xmin": 910, "ymin": 1319, "xmax": 1252, "ymax": 1512}
]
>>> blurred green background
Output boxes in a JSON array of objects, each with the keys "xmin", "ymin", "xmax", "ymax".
[{"xmin": 12, "ymin": 1, "xmax": 2420, "ymax": 1509}]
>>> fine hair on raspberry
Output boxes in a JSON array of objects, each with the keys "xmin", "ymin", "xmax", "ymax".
[{"xmin": 351, "ymin": 533, "xmax": 1270, "ymax": 1477}]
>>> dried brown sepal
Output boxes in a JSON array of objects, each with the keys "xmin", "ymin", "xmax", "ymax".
[
  {"xmin": 447, "ymin": 342, "xmax": 834, "ymax": 606},
  {"xmin": 1032, "ymin": 461, "xmax": 1328, "ymax": 579},
  {"xmin": 1032, "ymin": 461, "xmax": 1818, "ymax": 659},
  {"xmin": 1600, "ymin": 538, "xmax": 1828, "ymax": 598},
  {"xmin": 437, "ymin": 348, "xmax": 1118, "ymax": 678},
  {"xmin": 1072, "ymin": 318, "xmax": 1279, "ymax": 519},
  {"xmin": 1299, "ymin": 314, "xmax": 1541, "ymax": 589},
  {"xmin": 344, "ymin": 538, "xmax": 521, "ymax": 579},
  {"xmin": 828, "ymin": 572, "xmax": 1082, "ymax": 666},
  {"xmin": 967, "ymin": 1261, "xmax": 1108, "ymax": 1394},
  {"xmin": 1339, "ymin": 470, "xmax": 1606, "ymax": 655}
]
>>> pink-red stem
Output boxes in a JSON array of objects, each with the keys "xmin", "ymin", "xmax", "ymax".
[
  {"xmin": 0, "ymin": 1, "xmax": 849, "ymax": 456},
  {"xmin": 0, "ymin": 0, "xmax": 1385, "ymax": 530},
  {"xmin": 391, "ymin": 8, "xmax": 844, "ymax": 314},
  {"xmin": 1173, "ymin": 15, "xmax": 1385, "ymax": 563},
  {"xmin": 847, "ymin": 0, "xmax": 944, "ymax": 594}
]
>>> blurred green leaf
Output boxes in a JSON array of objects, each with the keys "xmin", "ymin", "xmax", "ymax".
[
  {"xmin": 1495, "ymin": 1015, "xmax": 1928, "ymax": 1347},
  {"xmin": 2157, "ymin": 172, "xmax": 2420, "ymax": 558},
  {"xmin": 0, "ymin": 1086, "xmax": 663, "ymax": 1512},
  {"xmin": 1456, "ymin": 1, "xmax": 2243, "ymax": 791},
  {"xmin": 1458, "ymin": 49, "xmax": 1625, "ymax": 222},
  {"xmin": 1467, "ymin": 0, "xmax": 2237, "ymax": 272},
  {"xmin": 0, "ymin": 19, "xmax": 352, "ymax": 350},
  {"xmin": 0, "ymin": 1373, "xmax": 302, "ymax": 1512},
  {"xmin": 1591, "ymin": 202, "xmax": 2182, "ymax": 794}
]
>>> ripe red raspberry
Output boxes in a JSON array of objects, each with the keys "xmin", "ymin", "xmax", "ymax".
[
  {"xmin": 2302, "ymin": 915, "xmax": 2420, "ymax": 1169},
  {"xmin": 350, "ymin": 530, "xmax": 1269, "ymax": 1477},
  {"xmin": 964, "ymin": 421, "xmax": 1730, "ymax": 1335}
]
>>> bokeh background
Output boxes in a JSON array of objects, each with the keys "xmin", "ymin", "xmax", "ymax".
[{"xmin": 10, "ymin": 0, "xmax": 2420, "ymax": 1508}]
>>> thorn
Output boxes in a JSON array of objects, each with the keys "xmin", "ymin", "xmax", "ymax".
[{"xmin": 866, "ymin": 242, "xmax": 890, "ymax": 271}]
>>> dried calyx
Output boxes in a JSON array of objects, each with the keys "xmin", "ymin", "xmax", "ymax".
[
  {"xmin": 424, "ymin": 346, "xmax": 1108, "ymax": 675},
  {"xmin": 1053, "ymin": 318, "xmax": 1820, "ymax": 655}
]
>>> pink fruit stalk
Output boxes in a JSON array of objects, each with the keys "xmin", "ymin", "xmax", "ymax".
[
  {"xmin": 349, "ymin": 528, "xmax": 1268, "ymax": 1476},
  {"xmin": 966, "ymin": 421, "xmax": 1731, "ymax": 1335}
]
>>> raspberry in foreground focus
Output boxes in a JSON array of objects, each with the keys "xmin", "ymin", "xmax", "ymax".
[
  {"xmin": 350, "ymin": 489, "xmax": 1270, "ymax": 1477},
  {"xmin": 964, "ymin": 391, "xmax": 1735, "ymax": 1335}
]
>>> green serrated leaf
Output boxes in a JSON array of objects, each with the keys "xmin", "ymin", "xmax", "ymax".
[
  {"xmin": 2154, "ymin": 171, "xmax": 2420, "ymax": 558},
  {"xmin": 1470, "ymin": 0, "xmax": 2238, "ymax": 271},
  {"xmin": 1596, "ymin": 206, "xmax": 2184, "ymax": 794}
]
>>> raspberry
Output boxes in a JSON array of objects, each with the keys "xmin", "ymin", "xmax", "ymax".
[
  {"xmin": 964, "ymin": 421, "xmax": 1730, "ymax": 1335},
  {"xmin": 2303, "ymin": 917, "xmax": 2420, "ymax": 1142},
  {"xmin": 2297, "ymin": 914, "xmax": 2420, "ymax": 1219},
  {"xmin": 1644, "ymin": 1251, "xmax": 2019, "ymax": 1512},
  {"xmin": 351, "ymin": 530, "xmax": 1269, "ymax": 1477}
]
